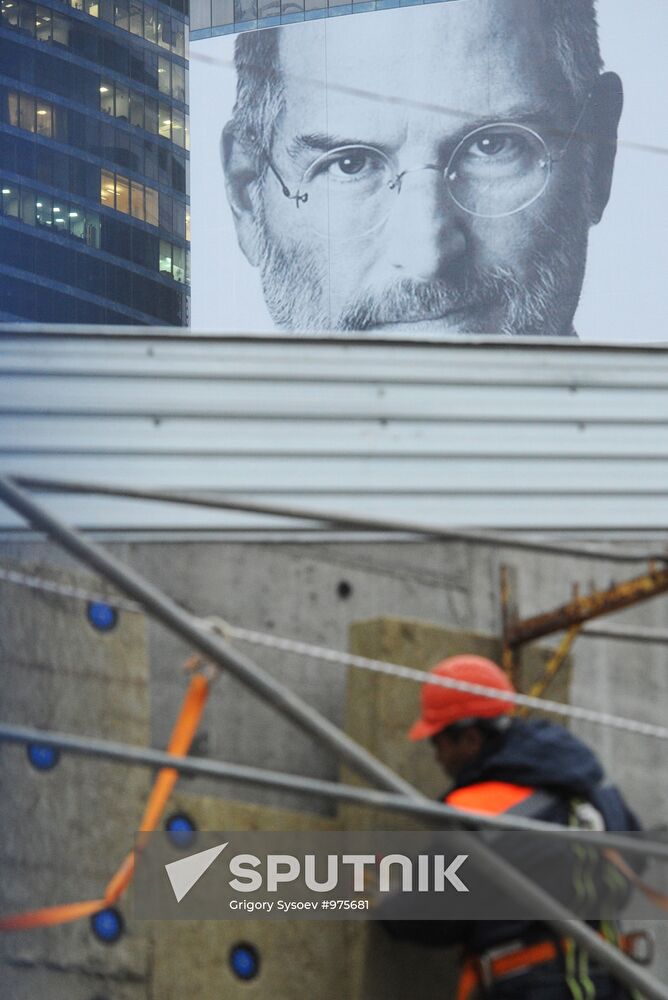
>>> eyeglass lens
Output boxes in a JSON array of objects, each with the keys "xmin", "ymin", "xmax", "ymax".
[{"xmin": 286, "ymin": 123, "xmax": 552, "ymax": 238}]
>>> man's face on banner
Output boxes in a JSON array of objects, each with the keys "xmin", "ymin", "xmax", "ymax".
[{"xmin": 224, "ymin": 0, "xmax": 622, "ymax": 335}]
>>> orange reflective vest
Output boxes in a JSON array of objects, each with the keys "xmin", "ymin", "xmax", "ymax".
[{"xmin": 445, "ymin": 780, "xmax": 535, "ymax": 817}]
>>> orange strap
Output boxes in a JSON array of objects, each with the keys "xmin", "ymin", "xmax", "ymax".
[
  {"xmin": 604, "ymin": 847, "xmax": 668, "ymax": 913},
  {"xmin": 446, "ymin": 781, "xmax": 534, "ymax": 816},
  {"xmin": 490, "ymin": 939, "xmax": 560, "ymax": 977},
  {"xmin": 456, "ymin": 961, "xmax": 481, "ymax": 1000},
  {"xmin": 0, "ymin": 898, "xmax": 108, "ymax": 932},
  {"xmin": 457, "ymin": 940, "xmax": 562, "ymax": 1000},
  {"xmin": 0, "ymin": 672, "xmax": 210, "ymax": 932},
  {"xmin": 457, "ymin": 934, "xmax": 640, "ymax": 1000}
]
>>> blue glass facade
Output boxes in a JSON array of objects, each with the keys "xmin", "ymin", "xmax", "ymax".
[
  {"xmin": 0, "ymin": 0, "xmax": 190, "ymax": 324},
  {"xmin": 190, "ymin": 0, "xmax": 443, "ymax": 38}
]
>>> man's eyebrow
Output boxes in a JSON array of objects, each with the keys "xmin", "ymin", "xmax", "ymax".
[
  {"xmin": 285, "ymin": 105, "xmax": 565, "ymax": 159},
  {"xmin": 286, "ymin": 132, "xmax": 393, "ymax": 158}
]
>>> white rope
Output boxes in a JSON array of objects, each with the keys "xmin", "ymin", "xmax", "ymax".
[
  {"xmin": 215, "ymin": 622, "xmax": 668, "ymax": 743},
  {"xmin": 2, "ymin": 565, "xmax": 668, "ymax": 743},
  {"xmin": 0, "ymin": 567, "xmax": 140, "ymax": 613}
]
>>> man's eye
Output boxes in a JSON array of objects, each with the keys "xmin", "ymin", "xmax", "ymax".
[
  {"xmin": 333, "ymin": 150, "xmax": 369, "ymax": 175},
  {"xmin": 307, "ymin": 147, "xmax": 387, "ymax": 184},
  {"xmin": 468, "ymin": 133, "xmax": 523, "ymax": 158}
]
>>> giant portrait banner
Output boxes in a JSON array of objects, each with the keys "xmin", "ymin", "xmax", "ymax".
[{"xmin": 190, "ymin": 0, "xmax": 668, "ymax": 341}]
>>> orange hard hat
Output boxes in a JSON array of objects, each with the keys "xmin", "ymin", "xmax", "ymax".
[{"xmin": 407, "ymin": 654, "xmax": 515, "ymax": 741}]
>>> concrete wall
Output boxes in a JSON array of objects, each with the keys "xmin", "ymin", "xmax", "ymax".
[
  {"xmin": 0, "ymin": 567, "xmax": 152, "ymax": 1000},
  {"xmin": 1, "ymin": 536, "xmax": 666, "ymax": 995}
]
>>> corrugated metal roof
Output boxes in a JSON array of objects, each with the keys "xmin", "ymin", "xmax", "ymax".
[{"xmin": 1, "ymin": 329, "xmax": 667, "ymax": 532}]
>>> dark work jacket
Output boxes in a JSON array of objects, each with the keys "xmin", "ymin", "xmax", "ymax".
[{"xmin": 384, "ymin": 718, "xmax": 642, "ymax": 955}]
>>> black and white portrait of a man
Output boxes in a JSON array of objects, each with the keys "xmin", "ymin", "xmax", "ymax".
[{"xmin": 191, "ymin": 0, "xmax": 668, "ymax": 339}]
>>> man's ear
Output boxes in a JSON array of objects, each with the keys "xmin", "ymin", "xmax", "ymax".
[
  {"xmin": 222, "ymin": 122, "xmax": 262, "ymax": 266},
  {"xmin": 587, "ymin": 71, "xmax": 623, "ymax": 225}
]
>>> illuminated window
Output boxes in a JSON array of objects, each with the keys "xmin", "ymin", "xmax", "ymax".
[
  {"xmin": 35, "ymin": 193, "xmax": 52, "ymax": 227},
  {"xmin": 144, "ymin": 96, "xmax": 158, "ymax": 135},
  {"xmin": 158, "ymin": 105, "xmax": 171, "ymax": 141},
  {"xmin": 145, "ymin": 186, "xmax": 158, "ymax": 226},
  {"xmin": 7, "ymin": 91, "xmax": 19, "ymax": 128},
  {"xmin": 159, "ymin": 239, "xmax": 172, "ymax": 276},
  {"xmin": 114, "ymin": 0, "xmax": 128, "ymax": 30},
  {"xmin": 115, "ymin": 174, "xmax": 130, "ymax": 214},
  {"xmin": 85, "ymin": 211, "xmax": 100, "ymax": 248},
  {"xmin": 1, "ymin": 185, "xmax": 19, "ymax": 218},
  {"xmin": 99, "ymin": 81, "xmax": 114, "ymax": 116},
  {"xmin": 19, "ymin": 93, "xmax": 35, "ymax": 132},
  {"xmin": 185, "ymin": 211, "xmax": 190, "ymax": 242},
  {"xmin": 172, "ymin": 17, "xmax": 184, "ymax": 56},
  {"xmin": 86, "ymin": 0, "xmax": 99, "ymax": 16},
  {"xmin": 171, "ymin": 109, "xmax": 185, "ymax": 149},
  {"xmin": 130, "ymin": 180, "xmax": 144, "ymax": 221},
  {"xmin": 101, "ymin": 169, "xmax": 115, "ymax": 208},
  {"xmin": 143, "ymin": 3, "xmax": 156, "ymax": 42},
  {"xmin": 172, "ymin": 63, "xmax": 186, "ymax": 103},
  {"xmin": 129, "ymin": 0, "xmax": 141, "ymax": 33},
  {"xmin": 35, "ymin": 101, "xmax": 52, "ymax": 137},
  {"xmin": 1, "ymin": 0, "xmax": 19, "ymax": 27},
  {"xmin": 51, "ymin": 12, "xmax": 69, "ymax": 45},
  {"xmin": 158, "ymin": 56, "xmax": 171, "ymax": 96},
  {"xmin": 36, "ymin": 5, "xmax": 54, "ymax": 41},
  {"xmin": 114, "ymin": 85, "xmax": 129, "ymax": 121},
  {"xmin": 53, "ymin": 207, "xmax": 68, "ymax": 230},
  {"xmin": 157, "ymin": 13, "xmax": 171, "ymax": 49},
  {"xmin": 172, "ymin": 245, "xmax": 185, "ymax": 283},
  {"xmin": 68, "ymin": 208, "xmax": 85, "ymax": 240}
]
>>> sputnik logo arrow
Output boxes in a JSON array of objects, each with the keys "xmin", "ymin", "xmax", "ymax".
[{"xmin": 165, "ymin": 842, "xmax": 228, "ymax": 902}]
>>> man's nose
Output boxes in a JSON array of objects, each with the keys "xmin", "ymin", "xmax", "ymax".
[{"xmin": 383, "ymin": 167, "xmax": 467, "ymax": 280}]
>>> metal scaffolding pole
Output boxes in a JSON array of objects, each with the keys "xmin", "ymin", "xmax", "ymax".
[
  {"xmin": 1, "ymin": 474, "xmax": 666, "ymax": 1000},
  {"xmin": 2, "ymin": 720, "xmax": 667, "ymax": 863},
  {"xmin": 14, "ymin": 474, "xmax": 668, "ymax": 565}
]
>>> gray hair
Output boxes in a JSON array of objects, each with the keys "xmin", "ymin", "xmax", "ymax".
[{"xmin": 230, "ymin": 0, "xmax": 602, "ymax": 150}]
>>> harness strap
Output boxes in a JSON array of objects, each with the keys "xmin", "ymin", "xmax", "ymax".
[{"xmin": 456, "ymin": 934, "xmax": 640, "ymax": 1000}]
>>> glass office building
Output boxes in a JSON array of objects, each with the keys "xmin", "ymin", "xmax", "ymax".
[{"xmin": 0, "ymin": 0, "xmax": 189, "ymax": 324}]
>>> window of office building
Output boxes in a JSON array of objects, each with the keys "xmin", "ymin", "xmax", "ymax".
[
  {"xmin": 1, "ymin": 183, "xmax": 20, "ymax": 218},
  {"xmin": 100, "ymin": 169, "xmax": 160, "ymax": 227},
  {"xmin": 129, "ymin": 0, "xmax": 142, "ymax": 34},
  {"xmin": 99, "ymin": 81, "xmax": 114, "ymax": 116},
  {"xmin": 4, "ymin": 89, "xmax": 68, "ymax": 141},
  {"xmin": 0, "ymin": 0, "xmax": 19, "ymax": 27},
  {"xmin": 158, "ymin": 56, "xmax": 171, "ymax": 96},
  {"xmin": 115, "ymin": 173, "xmax": 130, "ymax": 213},
  {"xmin": 2, "ymin": 0, "xmax": 187, "ymax": 60},
  {"xmin": 99, "ymin": 82, "xmax": 188, "ymax": 146},
  {"xmin": 1, "ymin": 178, "xmax": 101, "ymax": 247}
]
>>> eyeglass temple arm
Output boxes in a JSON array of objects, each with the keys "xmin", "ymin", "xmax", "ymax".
[
  {"xmin": 553, "ymin": 90, "xmax": 593, "ymax": 161},
  {"xmin": 266, "ymin": 157, "xmax": 308, "ymax": 206}
]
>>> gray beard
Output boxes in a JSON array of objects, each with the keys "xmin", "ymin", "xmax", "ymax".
[{"xmin": 255, "ymin": 201, "xmax": 587, "ymax": 338}]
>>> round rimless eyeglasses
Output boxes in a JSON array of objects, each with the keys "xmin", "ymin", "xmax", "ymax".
[{"xmin": 265, "ymin": 99, "xmax": 590, "ymax": 241}]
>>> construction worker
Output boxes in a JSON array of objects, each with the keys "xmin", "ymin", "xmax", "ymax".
[{"xmin": 386, "ymin": 654, "xmax": 643, "ymax": 1000}]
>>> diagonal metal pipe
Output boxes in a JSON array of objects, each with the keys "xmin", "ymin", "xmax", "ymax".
[
  {"xmin": 2, "ymin": 720, "xmax": 667, "ymax": 863},
  {"xmin": 1, "ymin": 474, "xmax": 666, "ymax": 1000},
  {"xmin": 13, "ymin": 474, "xmax": 668, "ymax": 564}
]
